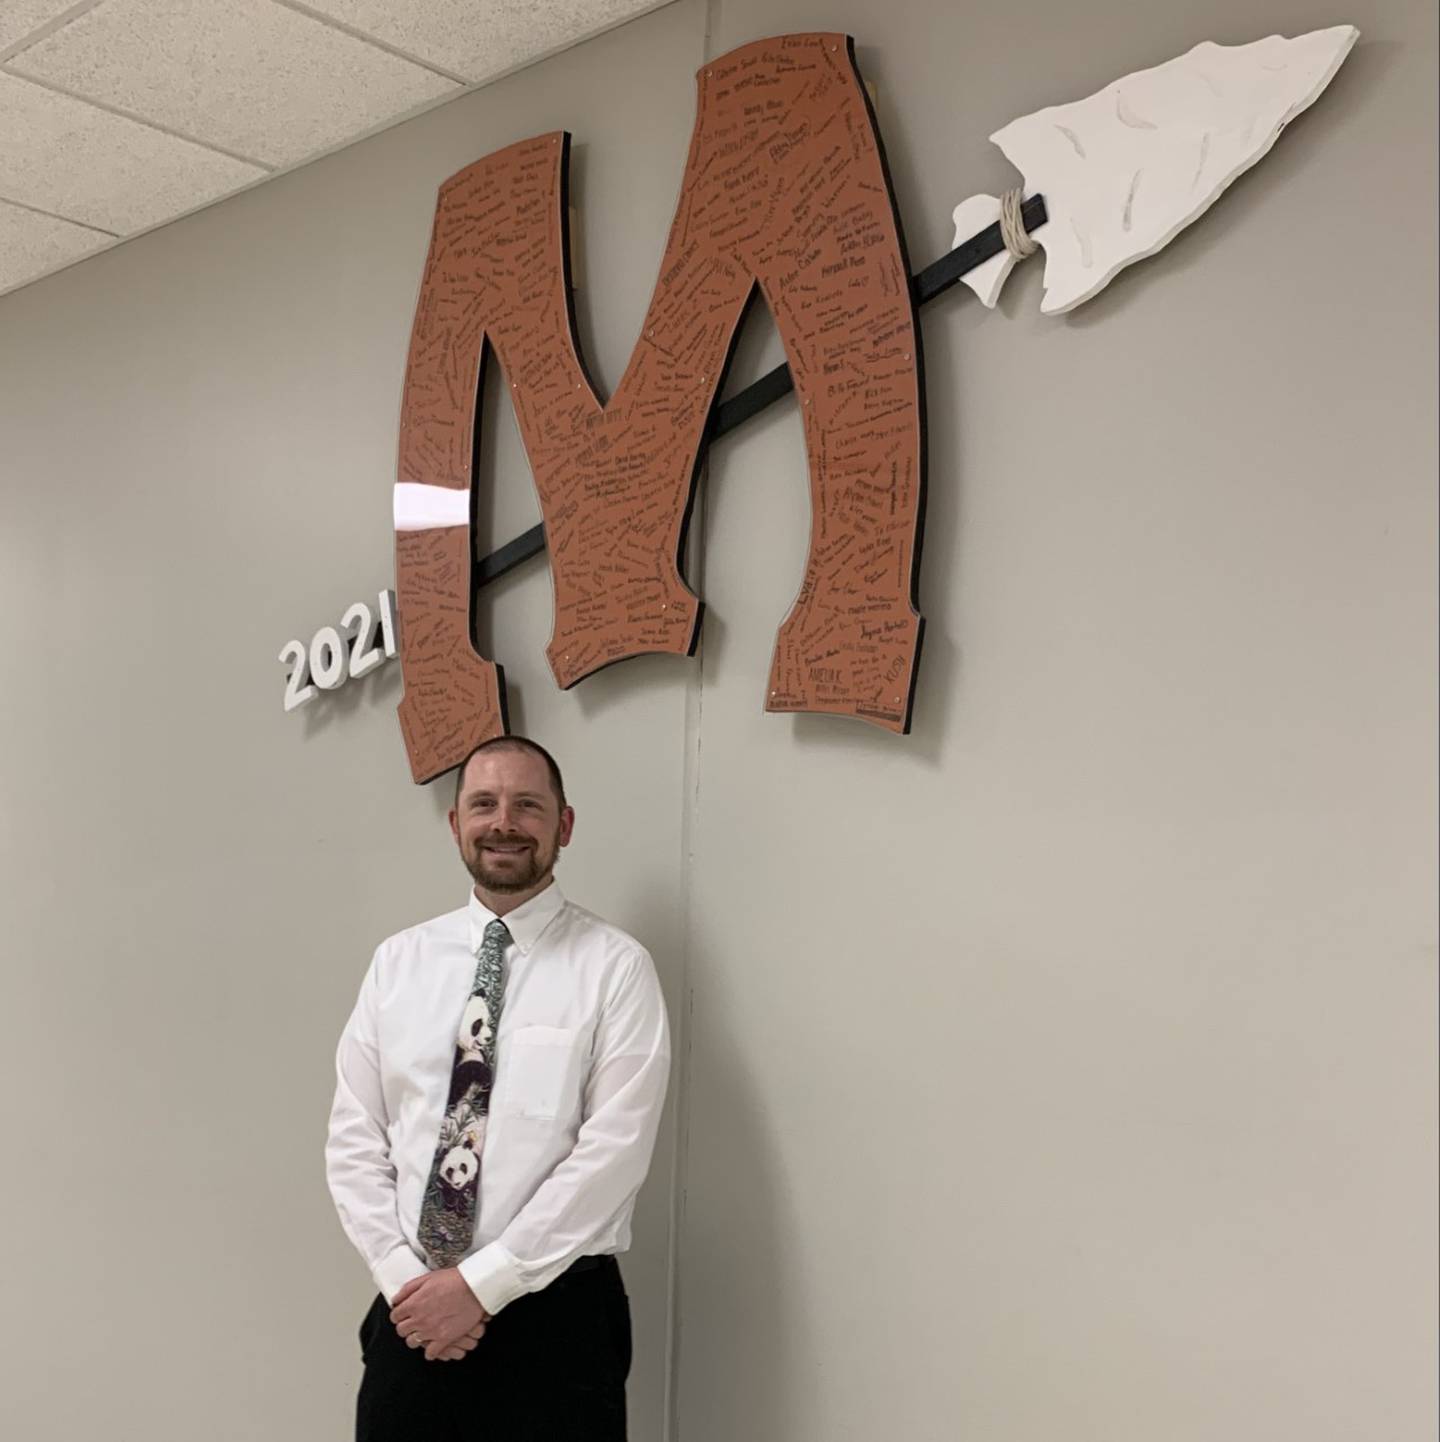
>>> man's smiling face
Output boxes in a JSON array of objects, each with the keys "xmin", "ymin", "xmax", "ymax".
[{"xmin": 449, "ymin": 746, "xmax": 574, "ymax": 903}]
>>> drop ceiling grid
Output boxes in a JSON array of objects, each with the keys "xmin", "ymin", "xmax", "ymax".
[
  {"xmin": 0, "ymin": 1, "xmax": 102, "ymax": 59},
  {"xmin": 297, "ymin": 0, "xmax": 672, "ymax": 84},
  {"xmin": 8, "ymin": 0, "xmax": 461, "ymax": 167},
  {"xmin": 0, "ymin": 0, "xmax": 676, "ymax": 299},
  {"xmin": 0, "ymin": 194, "xmax": 111, "ymax": 291},
  {"xmin": 0, "ymin": 70, "xmax": 266, "ymax": 232}
]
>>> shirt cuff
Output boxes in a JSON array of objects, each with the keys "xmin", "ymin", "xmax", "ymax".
[
  {"xmin": 458, "ymin": 1242, "xmax": 527, "ymax": 1316},
  {"xmin": 373, "ymin": 1244, "xmax": 430, "ymax": 1304}
]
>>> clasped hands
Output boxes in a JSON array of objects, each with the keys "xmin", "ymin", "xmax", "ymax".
[{"xmin": 391, "ymin": 1268, "xmax": 491, "ymax": 1362}]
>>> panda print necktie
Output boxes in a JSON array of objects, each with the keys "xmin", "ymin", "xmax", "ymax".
[{"xmin": 417, "ymin": 917, "xmax": 510, "ymax": 1268}]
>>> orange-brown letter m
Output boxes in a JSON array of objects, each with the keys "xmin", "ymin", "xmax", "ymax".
[{"xmin": 395, "ymin": 33, "xmax": 926, "ymax": 784}]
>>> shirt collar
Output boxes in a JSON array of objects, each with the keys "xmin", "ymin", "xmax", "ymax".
[{"xmin": 467, "ymin": 881, "xmax": 566, "ymax": 957}]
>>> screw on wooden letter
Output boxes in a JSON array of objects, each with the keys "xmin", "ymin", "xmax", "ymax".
[{"xmin": 395, "ymin": 33, "xmax": 925, "ymax": 785}]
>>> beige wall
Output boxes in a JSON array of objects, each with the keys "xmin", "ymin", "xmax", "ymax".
[{"xmin": 0, "ymin": 1, "xmax": 1434, "ymax": 1440}]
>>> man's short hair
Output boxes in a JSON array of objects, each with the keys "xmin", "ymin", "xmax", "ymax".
[{"xmin": 453, "ymin": 735, "xmax": 568, "ymax": 811}]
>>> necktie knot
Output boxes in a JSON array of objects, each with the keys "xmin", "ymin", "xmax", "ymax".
[{"xmin": 483, "ymin": 919, "xmax": 511, "ymax": 951}]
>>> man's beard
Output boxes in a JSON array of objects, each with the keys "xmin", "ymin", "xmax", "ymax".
[{"xmin": 463, "ymin": 831, "xmax": 557, "ymax": 894}]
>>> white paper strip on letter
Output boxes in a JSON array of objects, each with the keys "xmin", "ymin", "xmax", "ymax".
[
  {"xmin": 394, "ymin": 482, "xmax": 470, "ymax": 531},
  {"xmin": 952, "ymin": 25, "xmax": 1359, "ymax": 314}
]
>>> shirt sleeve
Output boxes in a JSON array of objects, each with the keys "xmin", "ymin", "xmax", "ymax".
[
  {"xmin": 458, "ymin": 943, "xmax": 671, "ymax": 1314},
  {"xmin": 325, "ymin": 949, "xmax": 431, "ymax": 1304}
]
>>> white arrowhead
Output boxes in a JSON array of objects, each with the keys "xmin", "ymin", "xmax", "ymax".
[{"xmin": 953, "ymin": 25, "xmax": 1359, "ymax": 314}]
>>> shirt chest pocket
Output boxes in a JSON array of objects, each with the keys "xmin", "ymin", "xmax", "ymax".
[{"xmin": 498, "ymin": 1024, "xmax": 584, "ymax": 1122}]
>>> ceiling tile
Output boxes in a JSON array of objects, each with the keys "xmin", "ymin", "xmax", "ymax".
[
  {"xmin": 0, "ymin": 197, "xmax": 112, "ymax": 292},
  {"xmin": 0, "ymin": 0, "xmax": 88, "ymax": 56},
  {"xmin": 292, "ymin": 0, "xmax": 671, "ymax": 84},
  {"xmin": 7, "ymin": 0, "xmax": 458, "ymax": 167},
  {"xmin": 0, "ymin": 72, "xmax": 265, "ymax": 233}
]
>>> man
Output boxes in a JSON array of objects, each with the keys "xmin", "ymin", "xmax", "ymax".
[{"xmin": 326, "ymin": 736, "xmax": 671, "ymax": 1441}]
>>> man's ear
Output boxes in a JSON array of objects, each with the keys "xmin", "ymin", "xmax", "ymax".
[
  {"xmin": 448, "ymin": 808, "xmax": 461, "ymax": 846},
  {"xmin": 558, "ymin": 806, "xmax": 576, "ymax": 848}
]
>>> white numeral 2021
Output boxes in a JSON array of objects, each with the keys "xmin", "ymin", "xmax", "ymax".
[{"xmin": 279, "ymin": 590, "xmax": 397, "ymax": 712}]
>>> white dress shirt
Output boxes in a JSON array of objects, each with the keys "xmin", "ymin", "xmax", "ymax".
[{"xmin": 325, "ymin": 881, "xmax": 671, "ymax": 1315}]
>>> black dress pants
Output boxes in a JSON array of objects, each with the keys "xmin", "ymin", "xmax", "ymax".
[{"xmin": 356, "ymin": 1256, "xmax": 632, "ymax": 1442}]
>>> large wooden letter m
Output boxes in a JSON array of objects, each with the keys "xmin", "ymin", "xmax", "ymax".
[{"xmin": 395, "ymin": 34, "xmax": 926, "ymax": 783}]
